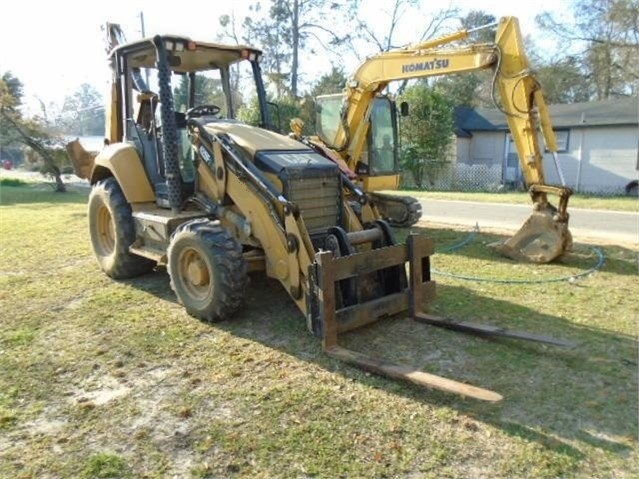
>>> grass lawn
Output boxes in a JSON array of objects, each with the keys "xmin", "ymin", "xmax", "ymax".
[
  {"xmin": 387, "ymin": 189, "xmax": 639, "ymax": 212},
  {"xmin": 1, "ymin": 182, "xmax": 637, "ymax": 478}
]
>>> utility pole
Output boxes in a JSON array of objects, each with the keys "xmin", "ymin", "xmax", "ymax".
[
  {"xmin": 139, "ymin": 11, "xmax": 146, "ymax": 38},
  {"xmin": 139, "ymin": 11, "xmax": 150, "ymax": 87}
]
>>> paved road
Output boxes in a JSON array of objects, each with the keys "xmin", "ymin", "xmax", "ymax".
[{"xmin": 419, "ymin": 199, "xmax": 639, "ymax": 245}]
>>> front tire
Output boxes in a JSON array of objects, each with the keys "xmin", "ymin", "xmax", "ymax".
[
  {"xmin": 88, "ymin": 177, "xmax": 155, "ymax": 279},
  {"xmin": 168, "ymin": 220, "xmax": 248, "ymax": 322}
]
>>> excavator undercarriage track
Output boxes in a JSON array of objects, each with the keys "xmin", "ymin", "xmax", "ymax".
[{"xmin": 371, "ymin": 192, "xmax": 423, "ymax": 228}]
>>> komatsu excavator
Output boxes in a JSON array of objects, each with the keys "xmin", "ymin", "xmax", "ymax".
[
  {"xmin": 67, "ymin": 20, "xmax": 571, "ymax": 403},
  {"xmin": 294, "ymin": 17, "xmax": 573, "ymax": 264}
]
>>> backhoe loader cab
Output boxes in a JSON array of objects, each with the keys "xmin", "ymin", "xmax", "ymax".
[
  {"xmin": 109, "ymin": 35, "xmax": 268, "ymax": 124},
  {"xmin": 104, "ymin": 36, "xmax": 273, "ymax": 206}
]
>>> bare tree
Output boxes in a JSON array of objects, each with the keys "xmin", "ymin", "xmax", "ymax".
[
  {"xmin": 355, "ymin": 0, "xmax": 459, "ymax": 54},
  {"xmin": 230, "ymin": 0, "xmax": 358, "ymax": 98},
  {"xmin": 536, "ymin": 0, "xmax": 639, "ymax": 99},
  {"xmin": 350, "ymin": 0, "xmax": 459, "ymax": 96}
]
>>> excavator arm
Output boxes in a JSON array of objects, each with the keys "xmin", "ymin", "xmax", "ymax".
[
  {"xmin": 488, "ymin": 19, "xmax": 573, "ymax": 262},
  {"xmin": 316, "ymin": 17, "xmax": 572, "ymax": 263}
]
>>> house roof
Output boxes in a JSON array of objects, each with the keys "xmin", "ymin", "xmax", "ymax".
[{"xmin": 455, "ymin": 97, "xmax": 639, "ymax": 135}]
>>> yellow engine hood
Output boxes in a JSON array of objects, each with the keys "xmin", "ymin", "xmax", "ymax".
[{"xmin": 204, "ymin": 122, "xmax": 308, "ymax": 157}]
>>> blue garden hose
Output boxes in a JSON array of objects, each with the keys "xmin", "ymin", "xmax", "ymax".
[{"xmin": 431, "ymin": 224, "xmax": 606, "ymax": 284}]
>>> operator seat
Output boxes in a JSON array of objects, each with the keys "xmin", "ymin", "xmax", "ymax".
[
  {"xmin": 130, "ymin": 93, "xmax": 196, "ymax": 208},
  {"xmin": 130, "ymin": 92, "xmax": 164, "ymax": 188}
]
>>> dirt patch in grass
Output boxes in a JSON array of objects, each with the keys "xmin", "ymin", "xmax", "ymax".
[{"xmin": 1, "ymin": 185, "xmax": 637, "ymax": 478}]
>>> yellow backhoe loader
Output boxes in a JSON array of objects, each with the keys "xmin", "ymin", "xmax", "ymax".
[
  {"xmin": 295, "ymin": 17, "xmax": 573, "ymax": 264},
  {"xmin": 67, "ymin": 22, "xmax": 571, "ymax": 402}
]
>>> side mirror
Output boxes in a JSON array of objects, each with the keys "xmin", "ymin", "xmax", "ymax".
[{"xmin": 400, "ymin": 101, "xmax": 409, "ymax": 117}]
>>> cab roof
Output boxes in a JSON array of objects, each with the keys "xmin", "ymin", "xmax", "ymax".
[{"xmin": 109, "ymin": 35, "xmax": 262, "ymax": 73}]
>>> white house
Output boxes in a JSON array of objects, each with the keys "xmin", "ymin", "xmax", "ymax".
[{"xmin": 455, "ymin": 97, "xmax": 639, "ymax": 195}]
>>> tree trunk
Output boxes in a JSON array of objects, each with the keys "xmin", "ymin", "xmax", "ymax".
[
  {"xmin": 25, "ymin": 139, "xmax": 67, "ymax": 192},
  {"xmin": 413, "ymin": 165, "xmax": 425, "ymax": 189},
  {"xmin": 291, "ymin": 0, "xmax": 300, "ymax": 97},
  {"xmin": 42, "ymin": 152, "xmax": 67, "ymax": 192}
]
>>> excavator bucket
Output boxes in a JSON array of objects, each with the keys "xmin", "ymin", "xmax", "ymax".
[
  {"xmin": 491, "ymin": 186, "xmax": 573, "ymax": 264},
  {"xmin": 491, "ymin": 206, "xmax": 572, "ymax": 263}
]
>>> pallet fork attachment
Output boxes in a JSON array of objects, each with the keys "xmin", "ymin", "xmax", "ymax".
[{"xmin": 313, "ymin": 233, "xmax": 574, "ymax": 402}]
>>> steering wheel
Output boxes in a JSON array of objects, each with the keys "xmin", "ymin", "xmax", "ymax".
[{"xmin": 186, "ymin": 104, "xmax": 221, "ymax": 118}]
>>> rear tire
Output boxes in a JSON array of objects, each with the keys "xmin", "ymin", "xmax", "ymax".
[
  {"xmin": 88, "ymin": 177, "xmax": 155, "ymax": 279},
  {"xmin": 168, "ymin": 220, "xmax": 248, "ymax": 322}
]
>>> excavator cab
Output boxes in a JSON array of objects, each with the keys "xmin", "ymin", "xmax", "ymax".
[
  {"xmin": 314, "ymin": 93, "xmax": 422, "ymax": 227},
  {"xmin": 316, "ymin": 93, "xmax": 401, "ymax": 187}
]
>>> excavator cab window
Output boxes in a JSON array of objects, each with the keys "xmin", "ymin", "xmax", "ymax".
[
  {"xmin": 315, "ymin": 94, "xmax": 342, "ymax": 146},
  {"xmin": 368, "ymin": 97, "xmax": 398, "ymax": 175}
]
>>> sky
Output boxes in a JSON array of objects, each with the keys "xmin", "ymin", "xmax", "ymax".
[{"xmin": 0, "ymin": 0, "xmax": 571, "ymax": 115}]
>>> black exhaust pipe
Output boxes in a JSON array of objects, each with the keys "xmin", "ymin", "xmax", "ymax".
[{"xmin": 152, "ymin": 35, "xmax": 182, "ymax": 213}]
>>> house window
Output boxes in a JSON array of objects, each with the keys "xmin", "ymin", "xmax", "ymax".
[
  {"xmin": 507, "ymin": 152, "xmax": 519, "ymax": 167},
  {"xmin": 550, "ymin": 130, "xmax": 569, "ymax": 152}
]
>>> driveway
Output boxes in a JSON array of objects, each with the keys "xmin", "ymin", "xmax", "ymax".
[{"xmin": 419, "ymin": 199, "xmax": 638, "ymax": 246}]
